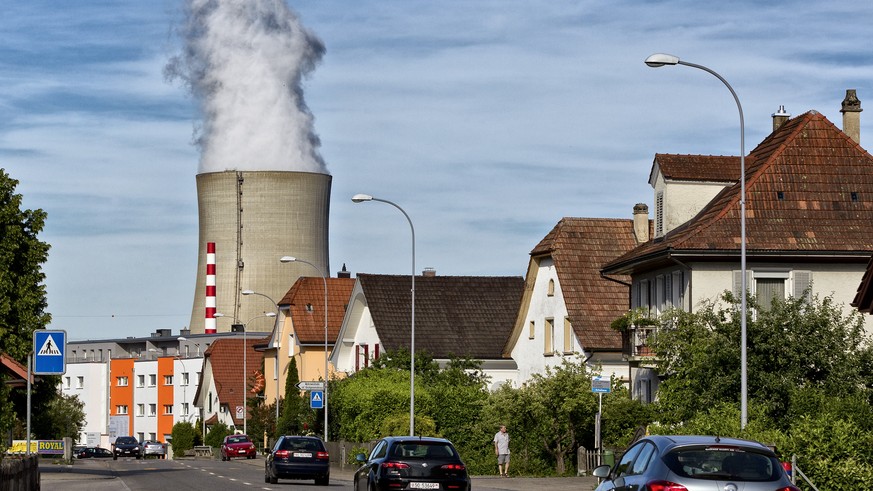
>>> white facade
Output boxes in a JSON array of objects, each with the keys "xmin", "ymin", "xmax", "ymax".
[
  {"xmin": 510, "ymin": 258, "xmax": 628, "ymax": 390},
  {"xmin": 175, "ymin": 357, "xmax": 203, "ymax": 426},
  {"xmin": 61, "ymin": 362, "xmax": 109, "ymax": 446}
]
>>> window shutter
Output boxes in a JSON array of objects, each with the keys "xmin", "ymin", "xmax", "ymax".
[
  {"xmin": 363, "ymin": 344, "xmax": 369, "ymax": 368},
  {"xmin": 733, "ymin": 270, "xmax": 753, "ymax": 300},
  {"xmin": 374, "ymin": 343, "xmax": 380, "ymax": 359},
  {"xmin": 793, "ymin": 271, "xmax": 813, "ymax": 302},
  {"xmin": 665, "ymin": 274, "xmax": 673, "ymax": 308},
  {"xmin": 563, "ymin": 317, "xmax": 573, "ymax": 352},
  {"xmin": 355, "ymin": 345, "xmax": 360, "ymax": 371},
  {"xmin": 544, "ymin": 319, "xmax": 553, "ymax": 354}
]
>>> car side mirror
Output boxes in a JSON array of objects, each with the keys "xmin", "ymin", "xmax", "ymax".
[
  {"xmin": 355, "ymin": 453, "xmax": 367, "ymax": 463},
  {"xmin": 592, "ymin": 464, "xmax": 611, "ymax": 478}
]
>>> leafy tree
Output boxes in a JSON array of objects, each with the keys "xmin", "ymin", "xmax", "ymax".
[
  {"xmin": 44, "ymin": 393, "xmax": 86, "ymax": 441},
  {"xmin": 0, "ymin": 169, "xmax": 51, "ymax": 440},
  {"xmin": 171, "ymin": 421, "xmax": 199, "ymax": 456},
  {"xmin": 600, "ymin": 384, "xmax": 653, "ymax": 449},
  {"xmin": 276, "ymin": 357, "xmax": 309, "ymax": 436},
  {"xmin": 204, "ymin": 422, "xmax": 232, "ymax": 448}
]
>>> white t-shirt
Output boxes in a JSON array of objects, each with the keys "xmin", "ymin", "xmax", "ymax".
[{"xmin": 493, "ymin": 430, "xmax": 510, "ymax": 454}]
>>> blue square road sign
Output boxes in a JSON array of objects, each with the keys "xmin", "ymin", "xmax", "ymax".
[
  {"xmin": 310, "ymin": 390, "xmax": 324, "ymax": 409},
  {"xmin": 33, "ymin": 330, "xmax": 66, "ymax": 375}
]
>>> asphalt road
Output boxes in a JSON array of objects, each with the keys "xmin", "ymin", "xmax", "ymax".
[{"xmin": 40, "ymin": 456, "xmax": 599, "ymax": 491}]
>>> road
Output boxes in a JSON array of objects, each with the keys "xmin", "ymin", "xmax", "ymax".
[{"xmin": 40, "ymin": 456, "xmax": 599, "ymax": 491}]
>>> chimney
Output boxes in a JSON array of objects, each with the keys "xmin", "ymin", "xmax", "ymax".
[
  {"xmin": 422, "ymin": 267, "xmax": 436, "ymax": 277},
  {"xmin": 337, "ymin": 263, "xmax": 351, "ymax": 279},
  {"xmin": 633, "ymin": 203, "xmax": 649, "ymax": 244},
  {"xmin": 772, "ymin": 105, "xmax": 790, "ymax": 132},
  {"xmin": 841, "ymin": 89, "xmax": 862, "ymax": 144}
]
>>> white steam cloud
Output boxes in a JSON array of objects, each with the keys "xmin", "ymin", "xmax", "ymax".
[{"xmin": 166, "ymin": 0, "xmax": 328, "ymax": 174}]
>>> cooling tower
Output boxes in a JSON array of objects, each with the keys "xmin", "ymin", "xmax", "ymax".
[{"xmin": 189, "ymin": 170, "xmax": 331, "ymax": 334}]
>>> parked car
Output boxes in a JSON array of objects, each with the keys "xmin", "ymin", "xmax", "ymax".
[
  {"xmin": 264, "ymin": 435, "xmax": 330, "ymax": 485},
  {"xmin": 75, "ymin": 447, "xmax": 113, "ymax": 459},
  {"xmin": 112, "ymin": 436, "xmax": 142, "ymax": 460},
  {"xmin": 354, "ymin": 436, "xmax": 470, "ymax": 491},
  {"xmin": 592, "ymin": 435, "xmax": 800, "ymax": 491},
  {"xmin": 220, "ymin": 434, "xmax": 257, "ymax": 461},
  {"xmin": 142, "ymin": 440, "xmax": 166, "ymax": 458}
]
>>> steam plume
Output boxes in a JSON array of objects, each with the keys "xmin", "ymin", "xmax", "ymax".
[{"xmin": 166, "ymin": 0, "xmax": 327, "ymax": 174}]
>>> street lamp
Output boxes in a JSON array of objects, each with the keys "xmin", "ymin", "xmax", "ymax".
[
  {"xmin": 242, "ymin": 289, "xmax": 281, "ymax": 422},
  {"xmin": 279, "ymin": 255, "xmax": 329, "ymax": 441},
  {"xmin": 645, "ymin": 53, "xmax": 748, "ymax": 429},
  {"xmin": 176, "ymin": 337, "xmax": 192, "ymax": 423},
  {"xmin": 239, "ymin": 312, "xmax": 276, "ymax": 436},
  {"xmin": 352, "ymin": 193, "xmax": 417, "ymax": 436}
]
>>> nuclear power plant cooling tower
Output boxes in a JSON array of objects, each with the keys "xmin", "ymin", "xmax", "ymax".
[{"xmin": 189, "ymin": 170, "xmax": 331, "ymax": 334}]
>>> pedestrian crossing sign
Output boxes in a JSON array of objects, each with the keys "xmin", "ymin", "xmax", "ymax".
[
  {"xmin": 33, "ymin": 330, "xmax": 66, "ymax": 375},
  {"xmin": 310, "ymin": 390, "xmax": 324, "ymax": 409}
]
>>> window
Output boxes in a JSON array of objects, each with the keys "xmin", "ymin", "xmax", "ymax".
[
  {"xmin": 733, "ymin": 270, "xmax": 812, "ymax": 312},
  {"xmin": 149, "ymin": 433, "xmax": 156, "ymax": 441},
  {"xmin": 163, "ymin": 405, "xmax": 173, "ymax": 415},
  {"xmin": 64, "ymin": 377, "xmax": 70, "ymax": 389},
  {"xmin": 98, "ymin": 349, "xmax": 104, "ymax": 362},
  {"xmin": 219, "ymin": 405, "xmax": 227, "ymax": 413},
  {"xmin": 137, "ymin": 404, "xmax": 145, "ymax": 416},
  {"xmin": 182, "ymin": 403, "xmax": 190, "ymax": 416},
  {"xmin": 630, "ymin": 442, "xmax": 657, "ymax": 475},
  {"xmin": 137, "ymin": 432, "xmax": 145, "ymax": 443},
  {"xmin": 544, "ymin": 318, "xmax": 555, "ymax": 355},
  {"xmin": 116, "ymin": 376, "xmax": 128, "ymax": 387},
  {"xmin": 181, "ymin": 372, "xmax": 189, "ymax": 386},
  {"xmin": 614, "ymin": 441, "xmax": 644, "ymax": 478},
  {"xmin": 149, "ymin": 374, "xmax": 157, "ymax": 387},
  {"xmin": 288, "ymin": 333, "xmax": 295, "ymax": 357},
  {"xmin": 563, "ymin": 317, "xmax": 573, "ymax": 353},
  {"xmin": 547, "ymin": 279, "xmax": 555, "ymax": 296},
  {"xmin": 164, "ymin": 375, "xmax": 173, "ymax": 385},
  {"xmin": 655, "ymin": 191, "xmax": 664, "ymax": 236},
  {"xmin": 116, "ymin": 405, "xmax": 128, "ymax": 415},
  {"xmin": 137, "ymin": 375, "xmax": 145, "ymax": 388},
  {"xmin": 77, "ymin": 376, "xmax": 84, "ymax": 389},
  {"xmin": 529, "ymin": 320, "xmax": 535, "ymax": 340},
  {"xmin": 149, "ymin": 404, "xmax": 157, "ymax": 416},
  {"xmin": 655, "ymin": 275, "xmax": 666, "ymax": 314},
  {"xmin": 208, "ymin": 392, "xmax": 213, "ymax": 412},
  {"xmin": 184, "ymin": 345, "xmax": 190, "ymax": 357}
]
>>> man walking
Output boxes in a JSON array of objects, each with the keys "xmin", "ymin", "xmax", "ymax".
[{"xmin": 493, "ymin": 425, "xmax": 510, "ymax": 477}]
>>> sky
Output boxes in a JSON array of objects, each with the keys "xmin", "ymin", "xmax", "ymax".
[{"xmin": 3, "ymin": 1, "xmax": 873, "ymax": 341}]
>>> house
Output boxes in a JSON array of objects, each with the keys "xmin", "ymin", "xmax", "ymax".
[
  {"xmin": 504, "ymin": 216, "xmax": 650, "ymax": 386},
  {"xmin": 193, "ymin": 335, "xmax": 267, "ymax": 434},
  {"xmin": 258, "ymin": 271, "xmax": 356, "ymax": 406},
  {"xmin": 330, "ymin": 272, "xmax": 524, "ymax": 389},
  {"xmin": 1, "ymin": 353, "xmax": 31, "ymax": 389},
  {"xmin": 602, "ymin": 92, "xmax": 873, "ymax": 400}
]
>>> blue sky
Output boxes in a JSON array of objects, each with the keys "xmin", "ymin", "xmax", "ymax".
[{"xmin": 3, "ymin": 1, "xmax": 873, "ymax": 340}]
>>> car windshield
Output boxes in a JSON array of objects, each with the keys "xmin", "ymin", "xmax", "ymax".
[
  {"xmin": 663, "ymin": 448, "xmax": 780, "ymax": 482},
  {"xmin": 116, "ymin": 437, "xmax": 136, "ymax": 444},
  {"xmin": 227, "ymin": 436, "xmax": 250, "ymax": 444},
  {"xmin": 390, "ymin": 442, "xmax": 457, "ymax": 459}
]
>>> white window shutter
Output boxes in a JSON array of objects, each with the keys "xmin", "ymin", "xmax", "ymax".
[{"xmin": 793, "ymin": 271, "xmax": 812, "ymax": 302}]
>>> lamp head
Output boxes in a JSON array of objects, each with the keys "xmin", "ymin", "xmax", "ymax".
[
  {"xmin": 266, "ymin": 312, "xmax": 277, "ymax": 318},
  {"xmin": 279, "ymin": 256, "xmax": 297, "ymax": 263},
  {"xmin": 645, "ymin": 53, "xmax": 680, "ymax": 67},
  {"xmin": 241, "ymin": 289, "xmax": 254, "ymax": 295},
  {"xmin": 214, "ymin": 312, "xmax": 225, "ymax": 318},
  {"xmin": 351, "ymin": 193, "xmax": 373, "ymax": 203},
  {"xmin": 177, "ymin": 336, "xmax": 187, "ymax": 341}
]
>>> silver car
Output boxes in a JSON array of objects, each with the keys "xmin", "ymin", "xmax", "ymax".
[{"xmin": 593, "ymin": 435, "xmax": 799, "ymax": 491}]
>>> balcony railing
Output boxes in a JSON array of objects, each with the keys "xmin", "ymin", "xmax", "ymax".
[{"xmin": 621, "ymin": 324, "xmax": 659, "ymax": 359}]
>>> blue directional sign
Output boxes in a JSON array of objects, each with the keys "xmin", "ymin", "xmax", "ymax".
[
  {"xmin": 591, "ymin": 376, "xmax": 611, "ymax": 393},
  {"xmin": 33, "ymin": 330, "xmax": 66, "ymax": 375},
  {"xmin": 310, "ymin": 390, "xmax": 324, "ymax": 409}
]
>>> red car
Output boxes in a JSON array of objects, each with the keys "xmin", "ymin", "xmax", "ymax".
[{"xmin": 220, "ymin": 434, "xmax": 257, "ymax": 461}]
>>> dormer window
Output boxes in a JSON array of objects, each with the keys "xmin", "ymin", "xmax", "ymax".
[{"xmin": 306, "ymin": 303, "xmax": 313, "ymax": 312}]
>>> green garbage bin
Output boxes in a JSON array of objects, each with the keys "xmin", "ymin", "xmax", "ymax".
[{"xmin": 602, "ymin": 450, "xmax": 615, "ymax": 467}]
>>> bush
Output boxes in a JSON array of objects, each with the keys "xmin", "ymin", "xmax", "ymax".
[
  {"xmin": 170, "ymin": 422, "xmax": 199, "ymax": 456},
  {"xmin": 204, "ymin": 422, "xmax": 232, "ymax": 448}
]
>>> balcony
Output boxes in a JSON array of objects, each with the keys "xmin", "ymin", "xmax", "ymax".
[{"xmin": 622, "ymin": 325, "xmax": 658, "ymax": 363}]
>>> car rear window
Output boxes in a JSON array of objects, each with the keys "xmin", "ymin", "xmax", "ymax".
[
  {"xmin": 390, "ymin": 442, "xmax": 457, "ymax": 459},
  {"xmin": 116, "ymin": 437, "xmax": 136, "ymax": 444},
  {"xmin": 280, "ymin": 438, "xmax": 324, "ymax": 452},
  {"xmin": 227, "ymin": 436, "xmax": 250, "ymax": 444},
  {"xmin": 663, "ymin": 447, "xmax": 780, "ymax": 482}
]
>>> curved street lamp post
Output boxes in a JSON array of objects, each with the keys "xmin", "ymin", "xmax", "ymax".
[
  {"xmin": 241, "ymin": 290, "xmax": 280, "ymax": 422},
  {"xmin": 645, "ymin": 53, "xmax": 748, "ymax": 429},
  {"xmin": 352, "ymin": 193, "xmax": 416, "ymax": 436}
]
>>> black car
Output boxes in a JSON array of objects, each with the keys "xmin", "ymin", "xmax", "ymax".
[
  {"xmin": 75, "ymin": 447, "xmax": 113, "ymax": 459},
  {"xmin": 354, "ymin": 436, "xmax": 470, "ymax": 491},
  {"xmin": 265, "ymin": 435, "xmax": 330, "ymax": 485},
  {"xmin": 112, "ymin": 436, "xmax": 142, "ymax": 460}
]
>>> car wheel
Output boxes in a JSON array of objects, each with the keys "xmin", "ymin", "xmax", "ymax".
[
  {"xmin": 315, "ymin": 476, "xmax": 329, "ymax": 486},
  {"xmin": 269, "ymin": 474, "xmax": 278, "ymax": 485},
  {"xmin": 264, "ymin": 470, "xmax": 270, "ymax": 483},
  {"xmin": 113, "ymin": 455, "xmax": 117, "ymax": 460}
]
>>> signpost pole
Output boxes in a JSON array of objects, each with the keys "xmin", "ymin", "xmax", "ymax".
[{"xmin": 26, "ymin": 353, "xmax": 31, "ymax": 456}]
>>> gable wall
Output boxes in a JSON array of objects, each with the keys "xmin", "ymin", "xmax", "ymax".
[{"xmin": 654, "ymin": 171, "xmax": 731, "ymax": 236}]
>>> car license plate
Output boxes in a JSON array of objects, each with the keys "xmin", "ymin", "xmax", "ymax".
[
  {"xmin": 409, "ymin": 483, "xmax": 439, "ymax": 489},
  {"xmin": 238, "ymin": 449, "xmax": 246, "ymax": 453},
  {"xmin": 293, "ymin": 452, "xmax": 312, "ymax": 458}
]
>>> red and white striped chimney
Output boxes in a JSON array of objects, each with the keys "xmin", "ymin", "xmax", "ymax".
[{"xmin": 204, "ymin": 242, "xmax": 217, "ymax": 334}]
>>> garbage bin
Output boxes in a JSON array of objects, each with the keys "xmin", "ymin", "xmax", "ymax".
[{"xmin": 602, "ymin": 450, "xmax": 615, "ymax": 467}]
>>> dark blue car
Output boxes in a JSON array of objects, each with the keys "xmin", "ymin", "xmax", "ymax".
[
  {"xmin": 264, "ymin": 435, "xmax": 330, "ymax": 485},
  {"xmin": 354, "ymin": 436, "xmax": 470, "ymax": 491}
]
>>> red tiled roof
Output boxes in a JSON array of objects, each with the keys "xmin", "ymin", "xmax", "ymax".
[
  {"xmin": 531, "ymin": 218, "xmax": 647, "ymax": 350},
  {"xmin": 1, "ymin": 353, "xmax": 31, "ymax": 387},
  {"xmin": 279, "ymin": 277, "xmax": 356, "ymax": 344},
  {"xmin": 606, "ymin": 111, "xmax": 873, "ymax": 274},
  {"xmin": 652, "ymin": 154, "xmax": 741, "ymax": 183},
  {"xmin": 357, "ymin": 274, "xmax": 524, "ymax": 359},
  {"xmin": 202, "ymin": 338, "xmax": 264, "ymax": 426}
]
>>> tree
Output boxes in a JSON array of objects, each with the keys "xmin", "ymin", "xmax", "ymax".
[
  {"xmin": 276, "ymin": 357, "xmax": 309, "ymax": 436},
  {"xmin": 0, "ymin": 169, "xmax": 51, "ymax": 440},
  {"xmin": 171, "ymin": 421, "xmax": 199, "ymax": 456},
  {"xmin": 204, "ymin": 422, "xmax": 231, "ymax": 448},
  {"xmin": 44, "ymin": 393, "xmax": 86, "ymax": 441}
]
